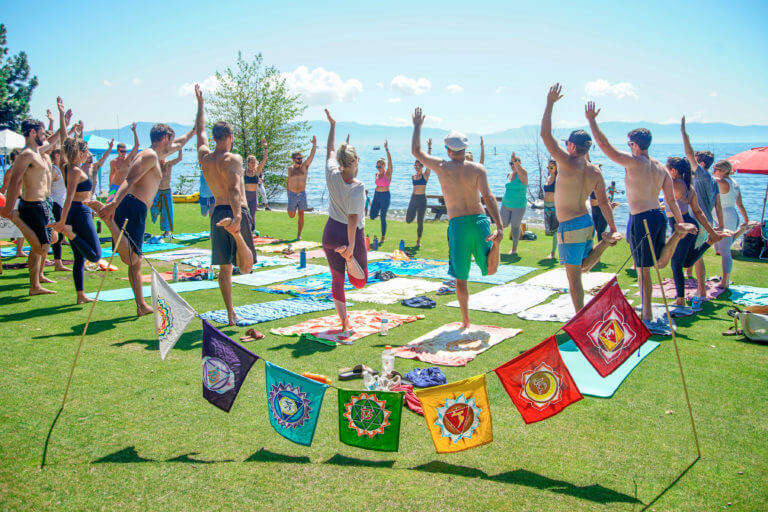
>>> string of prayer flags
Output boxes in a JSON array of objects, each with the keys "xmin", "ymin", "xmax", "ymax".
[
  {"xmin": 338, "ymin": 389, "xmax": 403, "ymax": 452},
  {"xmin": 265, "ymin": 362, "xmax": 328, "ymax": 446},
  {"xmin": 415, "ymin": 374, "xmax": 493, "ymax": 454},
  {"xmin": 151, "ymin": 269, "xmax": 196, "ymax": 360},
  {"xmin": 563, "ymin": 277, "xmax": 650, "ymax": 377},
  {"xmin": 495, "ymin": 335, "xmax": 583, "ymax": 424},
  {"xmin": 202, "ymin": 320, "xmax": 259, "ymax": 412}
]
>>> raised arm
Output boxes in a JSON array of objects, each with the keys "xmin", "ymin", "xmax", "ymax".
[
  {"xmin": 168, "ymin": 128, "xmax": 194, "ymax": 155},
  {"xmin": 167, "ymin": 150, "xmax": 183, "ymax": 167},
  {"xmin": 384, "ymin": 139, "xmax": 393, "ymax": 178},
  {"xmin": 58, "ymin": 97, "xmax": 68, "ymax": 148},
  {"xmin": 540, "ymin": 84, "xmax": 569, "ymax": 162},
  {"xmin": 585, "ymin": 102, "xmax": 635, "ymax": 168},
  {"xmin": 303, "ymin": 136, "xmax": 316, "ymax": 169},
  {"xmin": 93, "ymin": 140, "xmax": 114, "ymax": 170},
  {"xmin": 194, "ymin": 84, "xmax": 210, "ymax": 159},
  {"xmin": 46, "ymin": 109, "xmax": 54, "ymax": 131},
  {"xmin": 128, "ymin": 123, "xmax": 140, "ymax": 161},
  {"xmin": 511, "ymin": 152, "xmax": 528, "ymax": 185},
  {"xmin": 256, "ymin": 138, "xmax": 269, "ymax": 173},
  {"xmin": 680, "ymin": 116, "xmax": 697, "ymax": 167},
  {"xmin": 479, "ymin": 136, "xmax": 485, "ymax": 165},
  {"xmin": 325, "ymin": 109, "xmax": 335, "ymax": 160},
  {"xmin": 411, "ymin": 108, "xmax": 442, "ymax": 171}
]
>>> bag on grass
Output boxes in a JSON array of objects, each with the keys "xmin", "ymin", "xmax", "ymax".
[{"xmin": 738, "ymin": 311, "xmax": 768, "ymax": 343}]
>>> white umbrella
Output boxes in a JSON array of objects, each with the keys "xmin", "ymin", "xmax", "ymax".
[{"xmin": 0, "ymin": 129, "xmax": 25, "ymax": 155}]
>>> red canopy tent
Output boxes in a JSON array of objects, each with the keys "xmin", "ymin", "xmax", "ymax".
[{"xmin": 727, "ymin": 146, "xmax": 768, "ymax": 223}]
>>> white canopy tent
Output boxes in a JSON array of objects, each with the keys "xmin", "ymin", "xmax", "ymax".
[{"xmin": 0, "ymin": 129, "xmax": 25, "ymax": 155}]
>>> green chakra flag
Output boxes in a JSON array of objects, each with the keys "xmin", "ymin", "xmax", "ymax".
[{"xmin": 338, "ymin": 388, "xmax": 403, "ymax": 452}]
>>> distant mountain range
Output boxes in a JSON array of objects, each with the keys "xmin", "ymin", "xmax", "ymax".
[{"xmin": 85, "ymin": 120, "xmax": 768, "ymax": 147}]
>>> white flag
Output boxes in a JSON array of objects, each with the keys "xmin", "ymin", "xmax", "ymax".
[{"xmin": 151, "ymin": 270, "xmax": 197, "ymax": 360}]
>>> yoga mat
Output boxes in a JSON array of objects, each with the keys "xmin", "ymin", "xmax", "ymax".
[
  {"xmin": 416, "ymin": 264, "xmax": 536, "ymax": 284},
  {"xmin": 649, "ymin": 278, "xmax": 726, "ymax": 301},
  {"xmin": 271, "ymin": 310, "xmax": 423, "ymax": 345},
  {"xmin": 284, "ymin": 248, "xmax": 327, "ymax": 260},
  {"xmin": 522, "ymin": 268, "xmax": 615, "ymax": 292},
  {"xmin": 446, "ymin": 283, "xmax": 556, "ymax": 315},
  {"xmin": 85, "ymin": 280, "xmax": 219, "ymax": 301},
  {"xmin": 558, "ymin": 339, "xmax": 660, "ymax": 398},
  {"xmin": 257, "ymin": 241, "xmax": 320, "ymax": 253},
  {"xmin": 3, "ymin": 259, "xmax": 74, "ymax": 269},
  {"xmin": 368, "ymin": 258, "xmax": 448, "ymax": 277},
  {"xmin": 1, "ymin": 246, "xmax": 53, "ymax": 257},
  {"xmin": 253, "ymin": 236, "xmax": 287, "ymax": 245},
  {"xmin": 101, "ymin": 242, "xmax": 185, "ymax": 258},
  {"xmin": 636, "ymin": 305, "xmax": 676, "ymax": 335},
  {"xmin": 147, "ymin": 248, "xmax": 211, "ymax": 261},
  {"xmin": 179, "ymin": 254, "xmax": 293, "ymax": 270},
  {"xmin": 345, "ymin": 278, "xmax": 443, "ymax": 304},
  {"xmin": 256, "ymin": 272, "xmax": 350, "ymax": 297},
  {"xmin": 517, "ymin": 293, "xmax": 595, "ymax": 323},
  {"xmin": 199, "ymin": 297, "xmax": 338, "ymax": 326},
  {"xmin": 170, "ymin": 232, "xmax": 210, "ymax": 242},
  {"xmin": 231, "ymin": 263, "xmax": 328, "ymax": 287},
  {"xmin": 728, "ymin": 285, "xmax": 768, "ymax": 306}
]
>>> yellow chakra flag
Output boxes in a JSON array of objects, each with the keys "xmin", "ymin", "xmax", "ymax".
[{"xmin": 415, "ymin": 374, "xmax": 493, "ymax": 454}]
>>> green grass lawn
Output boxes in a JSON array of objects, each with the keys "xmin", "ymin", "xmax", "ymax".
[{"xmin": 1, "ymin": 204, "xmax": 767, "ymax": 511}]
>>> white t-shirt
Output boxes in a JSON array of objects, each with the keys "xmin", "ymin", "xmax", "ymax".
[
  {"xmin": 50, "ymin": 164, "xmax": 66, "ymax": 206},
  {"xmin": 326, "ymin": 154, "xmax": 365, "ymax": 229}
]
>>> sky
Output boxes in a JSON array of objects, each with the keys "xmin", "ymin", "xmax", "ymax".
[{"xmin": 4, "ymin": 0, "xmax": 768, "ymax": 134}]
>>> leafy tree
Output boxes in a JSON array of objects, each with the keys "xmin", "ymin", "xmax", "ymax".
[
  {"xmin": 206, "ymin": 52, "xmax": 308, "ymax": 199},
  {"xmin": 0, "ymin": 24, "xmax": 38, "ymax": 130}
]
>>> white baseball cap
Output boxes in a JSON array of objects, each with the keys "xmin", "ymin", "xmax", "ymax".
[{"xmin": 444, "ymin": 131, "xmax": 469, "ymax": 151}]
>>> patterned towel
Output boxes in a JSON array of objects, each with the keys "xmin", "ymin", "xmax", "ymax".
[
  {"xmin": 179, "ymin": 254, "xmax": 293, "ymax": 270},
  {"xmin": 271, "ymin": 310, "xmax": 423, "ymax": 345},
  {"xmin": 416, "ymin": 264, "xmax": 536, "ymax": 284},
  {"xmin": 368, "ymin": 258, "xmax": 447, "ymax": 277},
  {"xmin": 637, "ymin": 305, "xmax": 676, "ymax": 335},
  {"xmin": 518, "ymin": 293, "xmax": 595, "ymax": 323},
  {"xmin": 199, "ymin": 298, "xmax": 337, "ymax": 326},
  {"xmin": 727, "ymin": 285, "xmax": 768, "ymax": 306},
  {"xmin": 147, "ymin": 248, "xmax": 212, "ymax": 261},
  {"xmin": 101, "ymin": 242, "xmax": 185, "ymax": 258},
  {"xmin": 649, "ymin": 278, "xmax": 726, "ymax": 301},
  {"xmin": 446, "ymin": 283, "xmax": 555, "ymax": 315},
  {"xmin": 523, "ymin": 268, "xmax": 614, "ymax": 292},
  {"xmin": 345, "ymin": 278, "xmax": 443, "ymax": 304},
  {"xmin": 392, "ymin": 322, "xmax": 522, "ymax": 366},
  {"xmin": 253, "ymin": 236, "xmax": 287, "ymax": 245},
  {"xmin": 231, "ymin": 263, "xmax": 327, "ymax": 287}
]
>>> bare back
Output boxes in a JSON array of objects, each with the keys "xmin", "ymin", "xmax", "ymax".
[
  {"xmin": 430, "ymin": 159, "xmax": 487, "ymax": 218},
  {"xmin": 287, "ymin": 164, "xmax": 308, "ymax": 193},
  {"xmin": 200, "ymin": 150, "xmax": 245, "ymax": 207},
  {"xmin": 110, "ymin": 156, "xmax": 131, "ymax": 187},
  {"xmin": 126, "ymin": 149, "xmax": 162, "ymax": 206},
  {"xmin": 553, "ymin": 156, "xmax": 602, "ymax": 223},
  {"xmin": 624, "ymin": 155, "xmax": 668, "ymax": 214},
  {"xmin": 20, "ymin": 149, "xmax": 50, "ymax": 202}
]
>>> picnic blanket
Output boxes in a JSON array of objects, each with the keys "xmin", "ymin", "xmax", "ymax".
[
  {"xmin": 345, "ymin": 278, "xmax": 443, "ymax": 304},
  {"xmin": 416, "ymin": 264, "xmax": 536, "ymax": 284},
  {"xmin": 271, "ymin": 310, "xmax": 423, "ymax": 345},
  {"xmin": 445, "ymin": 283, "xmax": 556, "ymax": 315},
  {"xmin": 392, "ymin": 322, "xmax": 522, "ymax": 366},
  {"xmin": 230, "ymin": 263, "xmax": 327, "ymax": 287},
  {"xmin": 558, "ymin": 339, "xmax": 660, "ymax": 398},
  {"xmin": 85, "ymin": 280, "xmax": 219, "ymax": 301},
  {"xmin": 101, "ymin": 242, "xmax": 185, "ymax": 258},
  {"xmin": 257, "ymin": 241, "xmax": 320, "ymax": 253},
  {"xmin": 199, "ymin": 297, "xmax": 337, "ymax": 326},
  {"xmin": 170, "ymin": 232, "xmax": 210, "ymax": 242},
  {"xmin": 368, "ymin": 258, "xmax": 447, "ymax": 277},
  {"xmin": 147, "ymin": 248, "xmax": 212, "ymax": 261},
  {"xmin": 517, "ymin": 293, "xmax": 595, "ymax": 323},
  {"xmin": 649, "ymin": 278, "xmax": 726, "ymax": 301},
  {"xmin": 522, "ymin": 268, "xmax": 615, "ymax": 292},
  {"xmin": 728, "ymin": 285, "xmax": 768, "ymax": 306}
]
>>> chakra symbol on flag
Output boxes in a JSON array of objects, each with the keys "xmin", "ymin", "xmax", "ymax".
[
  {"xmin": 268, "ymin": 382, "xmax": 312, "ymax": 429},
  {"xmin": 344, "ymin": 393, "xmax": 391, "ymax": 438},
  {"xmin": 202, "ymin": 356, "xmax": 235, "ymax": 394},
  {"xmin": 586, "ymin": 305, "xmax": 636, "ymax": 362},
  {"xmin": 520, "ymin": 362, "xmax": 562, "ymax": 410},
  {"xmin": 435, "ymin": 394, "xmax": 481, "ymax": 443},
  {"xmin": 155, "ymin": 297, "xmax": 172, "ymax": 340}
]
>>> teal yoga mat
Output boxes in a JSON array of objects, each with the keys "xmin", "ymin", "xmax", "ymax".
[
  {"xmin": 101, "ymin": 242, "xmax": 186, "ymax": 258},
  {"xmin": 558, "ymin": 339, "xmax": 660, "ymax": 398},
  {"xmin": 86, "ymin": 280, "xmax": 219, "ymax": 301}
]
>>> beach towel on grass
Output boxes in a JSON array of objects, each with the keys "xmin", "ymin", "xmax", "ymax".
[
  {"xmin": 367, "ymin": 258, "xmax": 447, "ymax": 277},
  {"xmin": 253, "ymin": 236, "xmax": 287, "ymax": 245},
  {"xmin": 445, "ymin": 283, "xmax": 555, "ymax": 315},
  {"xmin": 199, "ymin": 297, "xmax": 338, "ymax": 326},
  {"xmin": 170, "ymin": 232, "xmax": 210, "ymax": 242},
  {"xmin": 648, "ymin": 278, "xmax": 725, "ymax": 301},
  {"xmin": 86, "ymin": 280, "xmax": 219, "ymax": 301},
  {"xmin": 517, "ymin": 293, "xmax": 595, "ymax": 323},
  {"xmin": 147, "ymin": 248, "xmax": 212, "ymax": 261},
  {"xmin": 416, "ymin": 264, "xmax": 536, "ymax": 284},
  {"xmin": 523, "ymin": 268, "xmax": 614, "ymax": 292},
  {"xmin": 345, "ymin": 278, "xmax": 442, "ymax": 304},
  {"xmin": 1, "ymin": 246, "xmax": 53, "ymax": 257},
  {"xmin": 256, "ymin": 273, "xmax": 350, "ymax": 297},
  {"xmin": 558, "ymin": 339, "xmax": 660, "ymax": 398},
  {"xmin": 179, "ymin": 254, "xmax": 293, "ymax": 270},
  {"xmin": 257, "ymin": 241, "xmax": 320, "ymax": 253},
  {"xmin": 636, "ymin": 305, "xmax": 676, "ymax": 335},
  {"xmin": 392, "ymin": 322, "xmax": 522, "ymax": 366},
  {"xmin": 271, "ymin": 310, "xmax": 423, "ymax": 345},
  {"xmin": 101, "ymin": 242, "xmax": 185, "ymax": 258},
  {"xmin": 230, "ymin": 263, "xmax": 327, "ymax": 287},
  {"xmin": 728, "ymin": 285, "xmax": 768, "ymax": 306}
]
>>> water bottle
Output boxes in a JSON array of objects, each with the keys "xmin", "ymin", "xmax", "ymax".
[
  {"xmin": 382, "ymin": 345, "xmax": 394, "ymax": 374},
  {"xmin": 380, "ymin": 317, "xmax": 389, "ymax": 336},
  {"xmin": 399, "ymin": 239, "xmax": 405, "ymax": 251},
  {"xmin": 299, "ymin": 249, "xmax": 306, "ymax": 268},
  {"xmin": 373, "ymin": 235, "xmax": 379, "ymax": 250},
  {"xmin": 365, "ymin": 235, "xmax": 371, "ymax": 251},
  {"xmin": 691, "ymin": 296, "xmax": 701, "ymax": 309},
  {"xmin": 362, "ymin": 369, "xmax": 375, "ymax": 390},
  {"xmin": 172, "ymin": 263, "xmax": 179, "ymax": 282},
  {"xmin": 207, "ymin": 265, "xmax": 214, "ymax": 280}
]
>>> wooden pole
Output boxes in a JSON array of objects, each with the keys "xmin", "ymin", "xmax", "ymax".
[{"xmin": 642, "ymin": 219, "xmax": 702, "ymax": 458}]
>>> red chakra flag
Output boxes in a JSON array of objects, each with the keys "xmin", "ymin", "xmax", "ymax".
[
  {"xmin": 494, "ymin": 336, "xmax": 582, "ymax": 424},
  {"xmin": 562, "ymin": 276, "xmax": 650, "ymax": 377}
]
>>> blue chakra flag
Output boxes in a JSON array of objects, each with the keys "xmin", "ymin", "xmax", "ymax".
[
  {"xmin": 265, "ymin": 362, "xmax": 329, "ymax": 446},
  {"xmin": 338, "ymin": 388, "xmax": 403, "ymax": 452},
  {"xmin": 202, "ymin": 320, "xmax": 259, "ymax": 412}
]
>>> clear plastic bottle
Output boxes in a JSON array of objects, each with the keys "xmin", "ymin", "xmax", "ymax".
[
  {"xmin": 382, "ymin": 345, "xmax": 394, "ymax": 375},
  {"xmin": 172, "ymin": 262, "xmax": 179, "ymax": 282},
  {"xmin": 362, "ymin": 369, "xmax": 375, "ymax": 390},
  {"xmin": 380, "ymin": 317, "xmax": 389, "ymax": 336}
]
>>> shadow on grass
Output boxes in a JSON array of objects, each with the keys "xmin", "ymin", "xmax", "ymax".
[
  {"xmin": 501, "ymin": 253, "xmax": 521, "ymax": 264},
  {"xmin": 269, "ymin": 337, "xmax": 335, "ymax": 358},
  {"xmin": 1, "ymin": 303, "xmax": 81, "ymax": 324},
  {"xmin": 245, "ymin": 448, "xmax": 310, "ymax": 464},
  {"xmin": 166, "ymin": 452, "xmax": 234, "ymax": 464},
  {"xmin": 641, "ymin": 456, "xmax": 700, "ymax": 511},
  {"xmin": 113, "ymin": 329, "xmax": 203, "ymax": 352},
  {"xmin": 0, "ymin": 281, "xmax": 30, "ymax": 294},
  {"xmin": 536, "ymin": 258, "xmax": 558, "ymax": 268},
  {"xmin": 35, "ymin": 315, "xmax": 135, "ymax": 339},
  {"xmin": 93, "ymin": 446, "xmax": 156, "ymax": 463},
  {"xmin": 325, "ymin": 454, "xmax": 395, "ymax": 469}
]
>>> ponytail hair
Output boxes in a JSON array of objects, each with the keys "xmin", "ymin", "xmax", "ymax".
[
  {"xmin": 337, "ymin": 142, "xmax": 358, "ymax": 170},
  {"xmin": 667, "ymin": 156, "xmax": 692, "ymax": 190},
  {"xmin": 714, "ymin": 159, "xmax": 733, "ymax": 176}
]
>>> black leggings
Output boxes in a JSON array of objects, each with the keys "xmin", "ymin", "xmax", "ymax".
[
  {"xmin": 52, "ymin": 202, "xmax": 64, "ymax": 260},
  {"xmin": 406, "ymin": 193, "xmax": 427, "ymax": 238},
  {"xmin": 66, "ymin": 202, "xmax": 102, "ymax": 291},
  {"xmin": 669, "ymin": 214, "xmax": 710, "ymax": 299},
  {"xmin": 370, "ymin": 190, "xmax": 390, "ymax": 237},
  {"xmin": 592, "ymin": 205, "xmax": 607, "ymax": 241}
]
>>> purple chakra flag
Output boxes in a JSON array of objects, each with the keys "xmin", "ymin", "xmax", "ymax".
[{"xmin": 201, "ymin": 319, "xmax": 259, "ymax": 412}]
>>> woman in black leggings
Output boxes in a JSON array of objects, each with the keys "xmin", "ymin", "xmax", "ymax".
[{"xmin": 406, "ymin": 138, "xmax": 432, "ymax": 247}]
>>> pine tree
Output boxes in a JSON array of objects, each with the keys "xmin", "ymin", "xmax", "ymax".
[{"xmin": 0, "ymin": 24, "xmax": 38, "ymax": 130}]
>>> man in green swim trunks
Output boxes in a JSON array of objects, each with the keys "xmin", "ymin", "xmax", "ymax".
[{"xmin": 411, "ymin": 107, "xmax": 502, "ymax": 328}]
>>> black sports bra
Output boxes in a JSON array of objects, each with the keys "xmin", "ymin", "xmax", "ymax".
[
  {"xmin": 244, "ymin": 173, "xmax": 260, "ymax": 184},
  {"xmin": 64, "ymin": 165, "xmax": 93, "ymax": 193},
  {"xmin": 412, "ymin": 174, "xmax": 427, "ymax": 186},
  {"xmin": 543, "ymin": 181, "xmax": 555, "ymax": 193}
]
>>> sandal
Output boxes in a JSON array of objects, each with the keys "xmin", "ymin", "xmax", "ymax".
[
  {"xmin": 239, "ymin": 328, "xmax": 265, "ymax": 342},
  {"xmin": 436, "ymin": 286, "xmax": 455, "ymax": 295},
  {"xmin": 338, "ymin": 364, "xmax": 378, "ymax": 381}
]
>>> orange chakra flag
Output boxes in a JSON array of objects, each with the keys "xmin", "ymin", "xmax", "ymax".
[
  {"xmin": 415, "ymin": 374, "xmax": 493, "ymax": 454},
  {"xmin": 494, "ymin": 335, "xmax": 583, "ymax": 424}
]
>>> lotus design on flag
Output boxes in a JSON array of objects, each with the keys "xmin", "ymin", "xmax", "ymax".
[
  {"xmin": 520, "ymin": 362, "xmax": 562, "ymax": 410},
  {"xmin": 269, "ymin": 382, "xmax": 312, "ymax": 429},
  {"xmin": 586, "ymin": 305, "xmax": 636, "ymax": 363},
  {"xmin": 202, "ymin": 356, "xmax": 235, "ymax": 394},
  {"xmin": 155, "ymin": 296, "xmax": 172, "ymax": 340},
  {"xmin": 344, "ymin": 393, "xmax": 391, "ymax": 437},
  {"xmin": 435, "ymin": 394, "xmax": 481, "ymax": 443}
]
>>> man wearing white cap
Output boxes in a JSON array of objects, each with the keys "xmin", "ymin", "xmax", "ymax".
[{"xmin": 411, "ymin": 108, "xmax": 502, "ymax": 328}]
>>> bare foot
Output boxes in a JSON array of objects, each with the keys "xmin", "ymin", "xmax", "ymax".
[
  {"xmin": 30, "ymin": 287, "xmax": 56, "ymax": 296},
  {"xmin": 380, "ymin": 237, "xmax": 386, "ymax": 244},
  {"xmin": 40, "ymin": 275, "xmax": 56, "ymax": 284},
  {"xmin": 16, "ymin": 250, "xmax": 28, "ymax": 258},
  {"xmin": 137, "ymin": 305, "xmax": 154, "ymax": 317},
  {"xmin": 601, "ymin": 232, "xmax": 622, "ymax": 246},
  {"xmin": 674, "ymin": 222, "xmax": 698, "ymax": 236},
  {"xmin": 508, "ymin": 250, "xmax": 517, "ymax": 255},
  {"xmin": 77, "ymin": 296, "xmax": 96, "ymax": 304},
  {"xmin": 486, "ymin": 238, "xmax": 501, "ymax": 275},
  {"xmin": 227, "ymin": 314, "xmax": 243, "ymax": 326},
  {"xmin": 546, "ymin": 252, "xmax": 555, "ymax": 259},
  {"xmin": 460, "ymin": 321, "xmax": 471, "ymax": 329},
  {"xmin": 706, "ymin": 230, "xmax": 727, "ymax": 246},
  {"xmin": 675, "ymin": 297, "xmax": 686, "ymax": 306},
  {"xmin": 84, "ymin": 200, "xmax": 104, "ymax": 213},
  {"xmin": 54, "ymin": 263, "xmax": 72, "ymax": 272}
]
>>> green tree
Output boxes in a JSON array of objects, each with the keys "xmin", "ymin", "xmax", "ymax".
[
  {"xmin": 0, "ymin": 24, "xmax": 38, "ymax": 130},
  {"xmin": 206, "ymin": 52, "xmax": 308, "ymax": 200}
]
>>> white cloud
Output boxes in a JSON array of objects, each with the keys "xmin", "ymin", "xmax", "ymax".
[
  {"xmin": 178, "ymin": 75, "xmax": 220, "ymax": 96},
  {"xmin": 709, "ymin": 91, "xmax": 718, "ymax": 97},
  {"xmin": 390, "ymin": 75, "xmax": 431, "ymax": 96},
  {"xmin": 376, "ymin": 82, "xmax": 384, "ymax": 88},
  {"xmin": 445, "ymin": 84, "xmax": 463, "ymax": 94},
  {"xmin": 132, "ymin": 78, "xmax": 142, "ymax": 86},
  {"xmin": 282, "ymin": 66, "xmax": 362, "ymax": 106},
  {"xmin": 495, "ymin": 86, "xmax": 506, "ymax": 94},
  {"xmin": 103, "ymin": 80, "xmax": 114, "ymax": 87},
  {"xmin": 584, "ymin": 79, "xmax": 638, "ymax": 100},
  {"xmin": 388, "ymin": 97, "xmax": 402, "ymax": 103}
]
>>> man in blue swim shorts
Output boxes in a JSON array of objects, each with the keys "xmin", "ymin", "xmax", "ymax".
[{"xmin": 540, "ymin": 84, "xmax": 623, "ymax": 312}]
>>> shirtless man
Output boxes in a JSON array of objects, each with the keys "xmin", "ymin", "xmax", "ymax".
[
  {"xmin": 286, "ymin": 137, "xmax": 317, "ymax": 240},
  {"xmin": 107, "ymin": 123, "xmax": 139, "ymax": 202},
  {"xmin": 151, "ymin": 149, "xmax": 184, "ymax": 236},
  {"xmin": 411, "ymin": 107, "xmax": 502, "ymax": 328},
  {"xmin": 194, "ymin": 84, "xmax": 255, "ymax": 325},
  {"xmin": 586, "ymin": 101, "xmax": 697, "ymax": 322},
  {"xmin": 540, "ymin": 84, "xmax": 622, "ymax": 311}
]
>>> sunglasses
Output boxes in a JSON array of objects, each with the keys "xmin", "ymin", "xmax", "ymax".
[
  {"xmin": 118, "ymin": 150, "xmax": 126, "ymax": 154},
  {"xmin": 627, "ymin": 141, "xmax": 636, "ymax": 148}
]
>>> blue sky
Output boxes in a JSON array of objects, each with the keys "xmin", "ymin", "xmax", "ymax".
[{"xmin": 4, "ymin": 0, "xmax": 767, "ymax": 133}]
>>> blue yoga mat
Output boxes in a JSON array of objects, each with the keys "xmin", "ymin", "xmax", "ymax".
[
  {"xmin": 728, "ymin": 285, "xmax": 768, "ymax": 306},
  {"xmin": 367, "ymin": 259, "xmax": 447, "ymax": 277},
  {"xmin": 200, "ymin": 297, "xmax": 339, "ymax": 326},
  {"xmin": 416, "ymin": 264, "xmax": 537, "ymax": 284},
  {"xmin": 170, "ymin": 232, "xmax": 210, "ymax": 242},
  {"xmin": 558, "ymin": 339, "xmax": 660, "ymax": 398},
  {"xmin": 86, "ymin": 280, "xmax": 219, "ymax": 302},
  {"xmin": 101, "ymin": 242, "xmax": 186, "ymax": 258},
  {"xmin": 1, "ymin": 246, "xmax": 52, "ymax": 257}
]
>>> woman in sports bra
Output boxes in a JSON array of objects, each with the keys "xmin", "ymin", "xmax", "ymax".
[
  {"xmin": 406, "ymin": 138, "xmax": 432, "ymax": 247},
  {"xmin": 713, "ymin": 160, "xmax": 750, "ymax": 289},
  {"xmin": 543, "ymin": 159, "xmax": 558, "ymax": 259},
  {"xmin": 244, "ymin": 139, "xmax": 269, "ymax": 222},
  {"xmin": 369, "ymin": 140, "xmax": 393, "ymax": 242}
]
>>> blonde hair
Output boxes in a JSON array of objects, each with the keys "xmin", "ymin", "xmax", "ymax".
[
  {"xmin": 376, "ymin": 157, "xmax": 386, "ymax": 167},
  {"xmin": 714, "ymin": 160, "xmax": 733, "ymax": 176},
  {"xmin": 337, "ymin": 142, "xmax": 358, "ymax": 170},
  {"xmin": 62, "ymin": 136, "xmax": 88, "ymax": 167},
  {"xmin": 246, "ymin": 155, "xmax": 257, "ymax": 162}
]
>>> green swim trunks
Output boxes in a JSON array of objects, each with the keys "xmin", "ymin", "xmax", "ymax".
[{"xmin": 447, "ymin": 214, "xmax": 493, "ymax": 281}]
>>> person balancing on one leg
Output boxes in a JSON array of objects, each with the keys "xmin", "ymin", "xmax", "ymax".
[
  {"xmin": 286, "ymin": 137, "xmax": 316, "ymax": 240},
  {"xmin": 411, "ymin": 107, "xmax": 502, "ymax": 329},
  {"xmin": 540, "ymin": 83, "xmax": 622, "ymax": 312}
]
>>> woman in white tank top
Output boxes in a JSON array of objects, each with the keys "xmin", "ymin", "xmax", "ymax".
[{"xmin": 713, "ymin": 160, "xmax": 750, "ymax": 288}]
